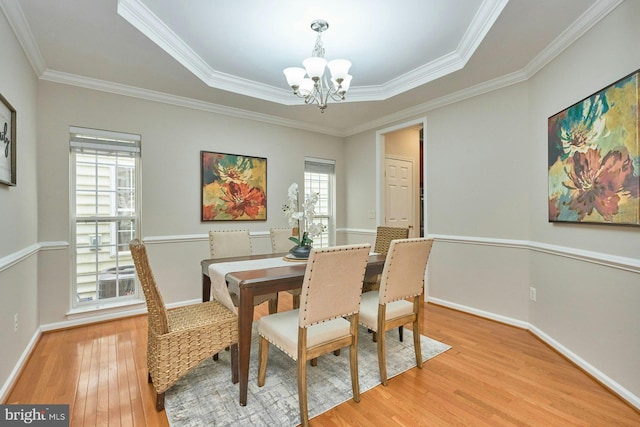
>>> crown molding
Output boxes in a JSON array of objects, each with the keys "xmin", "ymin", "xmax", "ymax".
[
  {"xmin": 345, "ymin": 0, "xmax": 622, "ymax": 136},
  {"xmin": 116, "ymin": 0, "xmax": 507, "ymax": 104},
  {"xmin": 523, "ymin": 0, "xmax": 624, "ymax": 77},
  {"xmin": 3, "ymin": 0, "xmax": 623, "ymax": 137},
  {"xmin": 40, "ymin": 69, "xmax": 346, "ymax": 137},
  {"xmin": 0, "ymin": 0, "xmax": 46, "ymax": 77}
]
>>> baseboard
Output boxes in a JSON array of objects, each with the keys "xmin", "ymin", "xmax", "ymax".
[
  {"xmin": 528, "ymin": 324, "xmax": 640, "ymax": 410},
  {"xmin": 428, "ymin": 297, "xmax": 640, "ymax": 411},
  {"xmin": 0, "ymin": 327, "xmax": 41, "ymax": 403}
]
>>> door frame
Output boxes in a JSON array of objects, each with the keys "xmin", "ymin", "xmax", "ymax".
[{"xmin": 375, "ymin": 116, "xmax": 427, "ymax": 234}]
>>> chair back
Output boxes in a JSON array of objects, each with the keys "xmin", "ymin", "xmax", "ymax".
[
  {"xmin": 209, "ymin": 230, "xmax": 252, "ymax": 258},
  {"xmin": 129, "ymin": 239, "xmax": 169, "ymax": 334},
  {"xmin": 298, "ymin": 244, "xmax": 370, "ymax": 328},
  {"xmin": 270, "ymin": 227, "xmax": 294, "ymax": 253},
  {"xmin": 379, "ymin": 238, "xmax": 433, "ymax": 304},
  {"xmin": 374, "ymin": 226, "xmax": 409, "ymax": 255}
]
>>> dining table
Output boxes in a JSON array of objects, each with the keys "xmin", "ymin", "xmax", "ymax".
[{"xmin": 201, "ymin": 251, "xmax": 386, "ymax": 406}]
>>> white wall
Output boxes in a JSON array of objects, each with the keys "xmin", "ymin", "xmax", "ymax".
[
  {"xmin": 35, "ymin": 82, "xmax": 346, "ymax": 325},
  {"xmin": 344, "ymin": 0, "xmax": 639, "ymax": 407},
  {"xmin": 0, "ymin": 9, "xmax": 39, "ymax": 399}
]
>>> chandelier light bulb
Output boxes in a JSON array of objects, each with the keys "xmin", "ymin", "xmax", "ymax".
[
  {"xmin": 302, "ymin": 57, "xmax": 327, "ymax": 80},
  {"xmin": 283, "ymin": 67, "xmax": 306, "ymax": 89},
  {"xmin": 328, "ymin": 59, "xmax": 351, "ymax": 82}
]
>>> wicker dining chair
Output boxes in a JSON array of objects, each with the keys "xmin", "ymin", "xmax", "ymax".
[
  {"xmin": 129, "ymin": 239, "xmax": 239, "ymax": 411},
  {"xmin": 209, "ymin": 230, "xmax": 279, "ymax": 314},
  {"xmin": 362, "ymin": 226, "xmax": 409, "ymax": 293},
  {"xmin": 359, "ymin": 238, "xmax": 433, "ymax": 385},
  {"xmin": 257, "ymin": 244, "xmax": 371, "ymax": 427}
]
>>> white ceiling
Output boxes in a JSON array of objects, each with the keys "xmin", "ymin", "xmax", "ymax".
[{"xmin": 1, "ymin": 0, "xmax": 621, "ymax": 136}]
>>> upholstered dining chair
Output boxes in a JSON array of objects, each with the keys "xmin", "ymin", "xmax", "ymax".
[
  {"xmin": 257, "ymin": 244, "xmax": 371, "ymax": 427},
  {"xmin": 129, "ymin": 239, "xmax": 239, "ymax": 411},
  {"xmin": 269, "ymin": 227, "xmax": 294, "ymax": 253},
  {"xmin": 270, "ymin": 227, "xmax": 307, "ymax": 309},
  {"xmin": 362, "ymin": 226, "xmax": 409, "ymax": 293},
  {"xmin": 209, "ymin": 230, "xmax": 279, "ymax": 314},
  {"xmin": 358, "ymin": 237, "xmax": 433, "ymax": 385}
]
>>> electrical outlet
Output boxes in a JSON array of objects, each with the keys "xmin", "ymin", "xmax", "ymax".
[
  {"xmin": 14, "ymin": 313, "xmax": 18, "ymax": 332},
  {"xmin": 529, "ymin": 287, "xmax": 537, "ymax": 302}
]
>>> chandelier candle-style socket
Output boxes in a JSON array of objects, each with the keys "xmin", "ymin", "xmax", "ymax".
[{"xmin": 283, "ymin": 19, "xmax": 352, "ymax": 113}]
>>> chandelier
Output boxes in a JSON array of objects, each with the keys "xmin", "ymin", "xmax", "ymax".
[{"xmin": 283, "ymin": 20, "xmax": 352, "ymax": 113}]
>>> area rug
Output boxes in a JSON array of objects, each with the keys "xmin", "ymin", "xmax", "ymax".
[{"xmin": 165, "ymin": 326, "xmax": 450, "ymax": 426}]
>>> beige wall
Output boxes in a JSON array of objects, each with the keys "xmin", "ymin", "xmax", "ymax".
[
  {"xmin": 343, "ymin": 1, "xmax": 640, "ymax": 406},
  {"xmin": 0, "ymin": 10, "xmax": 39, "ymax": 398},
  {"xmin": 35, "ymin": 82, "xmax": 346, "ymax": 324}
]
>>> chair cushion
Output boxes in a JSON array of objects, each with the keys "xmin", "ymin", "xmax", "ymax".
[
  {"xmin": 359, "ymin": 291, "xmax": 414, "ymax": 331},
  {"xmin": 258, "ymin": 309, "xmax": 351, "ymax": 360}
]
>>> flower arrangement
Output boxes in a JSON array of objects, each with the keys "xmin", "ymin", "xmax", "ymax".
[{"xmin": 282, "ymin": 182, "xmax": 325, "ymax": 247}]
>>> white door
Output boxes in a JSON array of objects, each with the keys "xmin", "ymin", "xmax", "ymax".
[{"xmin": 385, "ymin": 156, "xmax": 414, "ymax": 236}]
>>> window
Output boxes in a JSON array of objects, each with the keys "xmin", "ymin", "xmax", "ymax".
[
  {"xmin": 304, "ymin": 158, "xmax": 335, "ymax": 248},
  {"xmin": 70, "ymin": 127, "xmax": 141, "ymax": 307}
]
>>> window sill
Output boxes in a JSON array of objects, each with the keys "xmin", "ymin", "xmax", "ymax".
[{"xmin": 66, "ymin": 298, "xmax": 146, "ymax": 321}]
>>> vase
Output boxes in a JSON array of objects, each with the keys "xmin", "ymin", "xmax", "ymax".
[{"xmin": 289, "ymin": 244, "xmax": 312, "ymax": 259}]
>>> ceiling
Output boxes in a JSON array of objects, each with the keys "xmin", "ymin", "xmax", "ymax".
[{"xmin": 2, "ymin": 0, "xmax": 621, "ymax": 136}]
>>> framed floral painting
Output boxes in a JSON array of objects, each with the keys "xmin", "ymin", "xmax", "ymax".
[
  {"xmin": 201, "ymin": 151, "xmax": 267, "ymax": 221},
  {"xmin": 548, "ymin": 69, "xmax": 640, "ymax": 226}
]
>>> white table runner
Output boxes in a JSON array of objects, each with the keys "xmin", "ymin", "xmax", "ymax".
[{"xmin": 208, "ymin": 257, "xmax": 305, "ymax": 314}]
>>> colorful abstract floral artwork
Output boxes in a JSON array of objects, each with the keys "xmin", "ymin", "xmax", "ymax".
[
  {"xmin": 548, "ymin": 70, "xmax": 640, "ymax": 226},
  {"xmin": 201, "ymin": 151, "xmax": 267, "ymax": 221}
]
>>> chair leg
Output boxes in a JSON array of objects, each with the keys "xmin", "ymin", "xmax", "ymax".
[
  {"xmin": 147, "ymin": 372, "xmax": 152, "ymax": 384},
  {"xmin": 297, "ymin": 357, "xmax": 309, "ymax": 427},
  {"xmin": 413, "ymin": 320, "xmax": 422, "ymax": 368},
  {"xmin": 349, "ymin": 343, "xmax": 361, "ymax": 403},
  {"xmin": 257, "ymin": 336, "xmax": 269, "ymax": 387},
  {"xmin": 378, "ymin": 330, "xmax": 388, "ymax": 386},
  {"xmin": 213, "ymin": 353, "xmax": 218, "ymax": 361},
  {"xmin": 292, "ymin": 294, "xmax": 300, "ymax": 309},
  {"xmin": 372, "ymin": 331, "xmax": 377, "ymax": 342},
  {"xmin": 398, "ymin": 325, "xmax": 403, "ymax": 342},
  {"xmin": 231, "ymin": 343, "xmax": 239, "ymax": 384},
  {"xmin": 268, "ymin": 295, "xmax": 279, "ymax": 314},
  {"xmin": 333, "ymin": 349, "xmax": 341, "ymax": 356},
  {"xmin": 155, "ymin": 391, "xmax": 165, "ymax": 411}
]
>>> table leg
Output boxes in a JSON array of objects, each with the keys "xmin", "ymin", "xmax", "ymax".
[
  {"xmin": 238, "ymin": 287, "xmax": 255, "ymax": 406},
  {"xmin": 202, "ymin": 274, "xmax": 211, "ymax": 302}
]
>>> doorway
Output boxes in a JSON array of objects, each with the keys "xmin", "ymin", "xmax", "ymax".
[{"xmin": 376, "ymin": 117, "xmax": 426, "ymax": 237}]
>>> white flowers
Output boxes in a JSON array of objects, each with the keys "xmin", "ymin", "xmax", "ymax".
[{"xmin": 283, "ymin": 182, "xmax": 325, "ymax": 246}]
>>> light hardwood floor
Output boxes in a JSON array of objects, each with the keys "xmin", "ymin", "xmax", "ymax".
[{"xmin": 5, "ymin": 295, "xmax": 639, "ymax": 426}]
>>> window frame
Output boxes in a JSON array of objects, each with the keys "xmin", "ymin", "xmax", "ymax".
[
  {"xmin": 304, "ymin": 157, "xmax": 336, "ymax": 248},
  {"xmin": 69, "ymin": 127, "xmax": 142, "ymax": 309}
]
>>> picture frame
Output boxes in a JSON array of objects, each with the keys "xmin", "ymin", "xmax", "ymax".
[
  {"xmin": 201, "ymin": 151, "xmax": 267, "ymax": 221},
  {"xmin": 0, "ymin": 93, "xmax": 16, "ymax": 186},
  {"xmin": 548, "ymin": 69, "xmax": 640, "ymax": 226}
]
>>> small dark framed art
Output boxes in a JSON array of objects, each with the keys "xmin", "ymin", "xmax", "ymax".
[
  {"xmin": 548, "ymin": 69, "xmax": 639, "ymax": 226},
  {"xmin": 201, "ymin": 151, "xmax": 267, "ymax": 221},
  {"xmin": 0, "ymin": 93, "xmax": 16, "ymax": 186}
]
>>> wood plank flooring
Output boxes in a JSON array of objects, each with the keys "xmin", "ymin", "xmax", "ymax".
[{"xmin": 5, "ymin": 295, "xmax": 639, "ymax": 426}]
